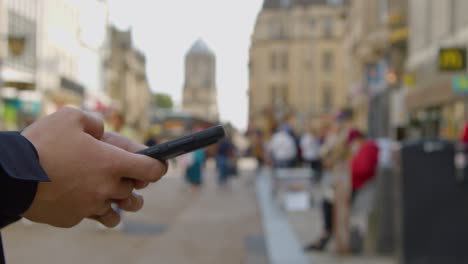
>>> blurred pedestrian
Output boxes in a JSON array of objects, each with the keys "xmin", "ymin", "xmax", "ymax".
[
  {"xmin": 300, "ymin": 125, "xmax": 322, "ymax": 181},
  {"xmin": 216, "ymin": 136, "xmax": 236, "ymax": 187},
  {"xmin": 349, "ymin": 132, "xmax": 379, "ymax": 201},
  {"xmin": 0, "ymin": 107, "xmax": 167, "ymax": 262},
  {"xmin": 304, "ymin": 110, "xmax": 357, "ymax": 252},
  {"xmin": 251, "ymin": 129, "xmax": 265, "ymax": 172},
  {"xmin": 145, "ymin": 134, "xmax": 158, "ymax": 147},
  {"xmin": 460, "ymin": 121, "xmax": 468, "ymax": 145},
  {"xmin": 184, "ymin": 149, "xmax": 206, "ymax": 191},
  {"xmin": 269, "ymin": 124, "xmax": 297, "ymax": 168}
]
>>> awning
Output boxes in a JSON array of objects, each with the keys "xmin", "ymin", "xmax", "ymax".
[
  {"xmin": 1, "ymin": 67, "xmax": 34, "ymax": 82},
  {"xmin": 405, "ymin": 80, "xmax": 460, "ymax": 111}
]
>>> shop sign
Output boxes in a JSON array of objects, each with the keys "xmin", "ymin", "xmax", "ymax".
[
  {"xmin": 452, "ymin": 75, "xmax": 468, "ymax": 94},
  {"xmin": 439, "ymin": 48, "xmax": 466, "ymax": 71},
  {"xmin": 366, "ymin": 60, "xmax": 387, "ymax": 96}
]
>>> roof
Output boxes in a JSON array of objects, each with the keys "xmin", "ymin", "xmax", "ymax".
[
  {"xmin": 262, "ymin": 0, "xmax": 341, "ymax": 9},
  {"xmin": 187, "ymin": 39, "xmax": 214, "ymax": 56}
]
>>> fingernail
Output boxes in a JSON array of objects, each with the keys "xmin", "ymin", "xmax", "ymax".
[{"xmin": 125, "ymin": 199, "xmax": 132, "ymax": 207}]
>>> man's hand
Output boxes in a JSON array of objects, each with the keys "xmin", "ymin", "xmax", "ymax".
[{"xmin": 21, "ymin": 107, "xmax": 167, "ymax": 228}]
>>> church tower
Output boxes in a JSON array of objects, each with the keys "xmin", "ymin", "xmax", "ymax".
[{"xmin": 182, "ymin": 39, "xmax": 219, "ymax": 122}]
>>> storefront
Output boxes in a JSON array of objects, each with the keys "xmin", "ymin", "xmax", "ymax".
[
  {"xmin": 406, "ymin": 79, "xmax": 464, "ymax": 140},
  {"xmin": 43, "ymin": 76, "xmax": 85, "ymax": 115},
  {"xmin": 0, "ymin": 88, "xmax": 42, "ymax": 130},
  {"xmin": 0, "ymin": 68, "xmax": 42, "ymax": 130}
]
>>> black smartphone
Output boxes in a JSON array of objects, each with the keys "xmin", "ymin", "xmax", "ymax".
[{"xmin": 136, "ymin": 125, "xmax": 226, "ymax": 161}]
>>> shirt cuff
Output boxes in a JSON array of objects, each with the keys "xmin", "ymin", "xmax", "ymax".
[
  {"xmin": 0, "ymin": 132, "xmax": 49, "ymax": 227},
  {"xmin": 0, "ymin": 132, "xmax": 49, "ymax": 182}
]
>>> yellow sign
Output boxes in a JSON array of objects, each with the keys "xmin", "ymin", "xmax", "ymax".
[
  {"xmin": 389, "ymin": 27, "xmax": 408, "ymax": 44},
  {"xmin": 439, "ymin": 48, "xmax": 466, "ymax": 71},
  {"xmin": 403, "ymin": 73, "xmax": 415, "ymax": 88}
]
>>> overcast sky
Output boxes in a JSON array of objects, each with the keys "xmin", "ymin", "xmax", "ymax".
[{"xmin": 108, "ymin": 0, "xmax": 263, "ymax": 130}]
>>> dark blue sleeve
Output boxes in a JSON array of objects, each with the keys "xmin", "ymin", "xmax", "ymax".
[{"xmin": 0, "ymin": 132, "xmax": 49, "ymax": 229}]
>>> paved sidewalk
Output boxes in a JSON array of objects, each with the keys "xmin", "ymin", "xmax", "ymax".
[
  {"xmin": 288, "ymin": 210, "xmax": 395, "ymax": 264},
  {"xmin": 3, "ymin": 160, "xmax": 267, "ymax": 264},
  {"xmin": 256, "ymin": 166, "xmax": 395, "ymax": 264}
]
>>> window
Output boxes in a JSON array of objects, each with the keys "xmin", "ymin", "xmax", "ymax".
[
  {"xmin": 451, "ymin": 0, "xmax": 468, "ymax": 33},
  {"xmin": 379, "ymin": 0, "xmax": 389, "ymax": 23},
  {"xmin": 204, "ymin": 78, "xmax": 212, "ymax": 88},
  {"xmin": 270, "ymin": 52, "xmax": 277, "ymax": 72},
  {"xmin": 455, "ymin": 0, "xmax": 468, "ymax": 30},
  {"xmin": 271, "ymin": 52, "xmax": 288, "ymax": 72},
  {"xmin": 450, "ymin": 0, "xmax": 456, "ymax": 33},
  {"xmin": 270, "ymin": 85, "xmax": 277, "ymax": 107},
  {"xmin": 270, "ymin": 20, "xmax": 286, "ymax": 39},
  {"xmin": 280, "ymin": 0, "xmax": 290, "ymax": 8},
  {"xmin": 309, "ymin": 18, "xmax": 316, "ymax": 27},
  {"xmin": 281, "ymin": 52, "xmax": 288, "ymax": 71},
  {"xmin": 7, "ymin": 10, "xmax": 37, "ymax": 70},
  {"xmin": 323, "ymin": 86, "xmax": 333, "ymax": 112},
  {"xmin": 322, "ymin": 51, "xmax": 334, "ymax": 72},
  {"xmin": 323, "ymin": 16, "xmax": 334, "ymax": 38},
  {"xmin": 425, "ymin": 0, "xmax": 432, "ymax": 45}
]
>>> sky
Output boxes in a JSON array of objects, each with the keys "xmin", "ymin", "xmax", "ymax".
[{"xmin": 108, "ymin": 0, "xmax": 264, "ymax": 130}]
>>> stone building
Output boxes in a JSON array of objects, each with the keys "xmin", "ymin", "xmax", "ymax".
[
  {"xmin": 343, "ymin": 0, "xmax": 407, "ymax": 138},
  {"xmin": 248, "ymin": 0, "xmax": 348, "ymax": 136},
  {"xmin": 406, "ymin": 0, "xmax": 468, "ymax": 139},
  {"xmin": 182, "ymin": 39, "xmax": 219, "ymax": 123},
  {"xmin": 104, "ymin": 27, "xmax": 151, "ymax": 140}
]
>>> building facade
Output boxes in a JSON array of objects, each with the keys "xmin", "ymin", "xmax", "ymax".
[
  {"xmin": 37, "ymin": 0, "xmax": 108, "ymax": 116},
  {"xmin": 0, "ymin": 0, "xmax": 41, "ymax": 129},
  {"xmin": 182, "ymin": 39, "xmax": 219, "ymax": 123},
  {"xmin": 343, "ymin": 0, "xmax": 407, "ymax": 138},
  {"xmin": 406, "ymin": 0, "xmax": 468, "ymax": 139},
  {"xmin": 0, "ymin": 0, "xmax": 108, "ymax": 130},
  {"xmin": 104, "ymin": 26, "xmax": 152, "ymax": 141},
  {"xmin": 249, "ymin": 0, "xmax": 348, "ymax": 137}
]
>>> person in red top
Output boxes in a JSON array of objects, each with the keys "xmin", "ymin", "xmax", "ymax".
[
  {"xmin": 460, "ymin": 122, "xmax": 468, "ymax": 145},
  {"xmin": 349, "ymin": 132, "xmax": 379, "ymax": 201}
]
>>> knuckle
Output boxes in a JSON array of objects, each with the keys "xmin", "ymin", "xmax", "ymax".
[
  {"xmin": 58, "ymin": 106, "xmax": 81, "ymax": 116},
  {"xmin": 58, "ymin": 106, "xmax": 86, "ymax": 125}
]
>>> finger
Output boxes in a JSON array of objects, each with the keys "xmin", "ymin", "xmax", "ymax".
[
  {"xmin": 114, "ymin": 150, "xmax": 168, "ymax": 183},
  {"xmin": 111, "ymin": 178, "xmax": 135, "ymax": 200},
  {"xmin": 135, "ymin": 180, "xmax": 149, "ymax": 190},
  {"xmin": 102, "ymin": 131, "xmax": 169, "ymax": 169},
  {"xmin": 92, "ymin": 208, "xmax": 121, "ymax": 228},
  {"xmin": 116, "ymin": 192, "xmax": 144, "ymax": 212},
  {"xmin": 81, "ymin": 111, "xmax": 104, "ymax": 140},
  {"xmin": 94, "ymin": 201, "xmax": 112, "ymax": 216},
  {"xmin": 102, "ymin": 131, "xmax": 146, "ymax": 152}
]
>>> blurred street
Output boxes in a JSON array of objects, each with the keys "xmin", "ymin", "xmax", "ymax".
[
  {"xmin": 2, "ymin": 0, "xmax": 468, "ymax": 263},
  {"xmin": 3, "ymin": 158, "xmax": 400, "ymax": 264},
  {"xmin": 2, "ymin": 160, "xmax": 267, "ymax": 264}
]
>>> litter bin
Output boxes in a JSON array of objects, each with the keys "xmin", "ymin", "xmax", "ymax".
[{"xmin": 398, "ymin": 139, "xmax": 468, "ymax": 264}]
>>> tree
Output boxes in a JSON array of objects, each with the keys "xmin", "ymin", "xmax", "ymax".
[{"xmin": 153, "ymin": 93, "xmax": 174, "ymax": 109}]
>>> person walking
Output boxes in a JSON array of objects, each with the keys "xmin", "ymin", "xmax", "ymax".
[
  {"xmin": 300, "ymin": 126, "xmax": 322, "ymax": 181},
  {"xmin": 216, "ymin": 136, "xmax": 235, "ymax": 187},
  {"xmin": 184, "ymin": 149, "xmax": 206, "ymax": 191},
  {"xmin": 269, "ymin": 124, "xmax": 297, "ymax": 168}
]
